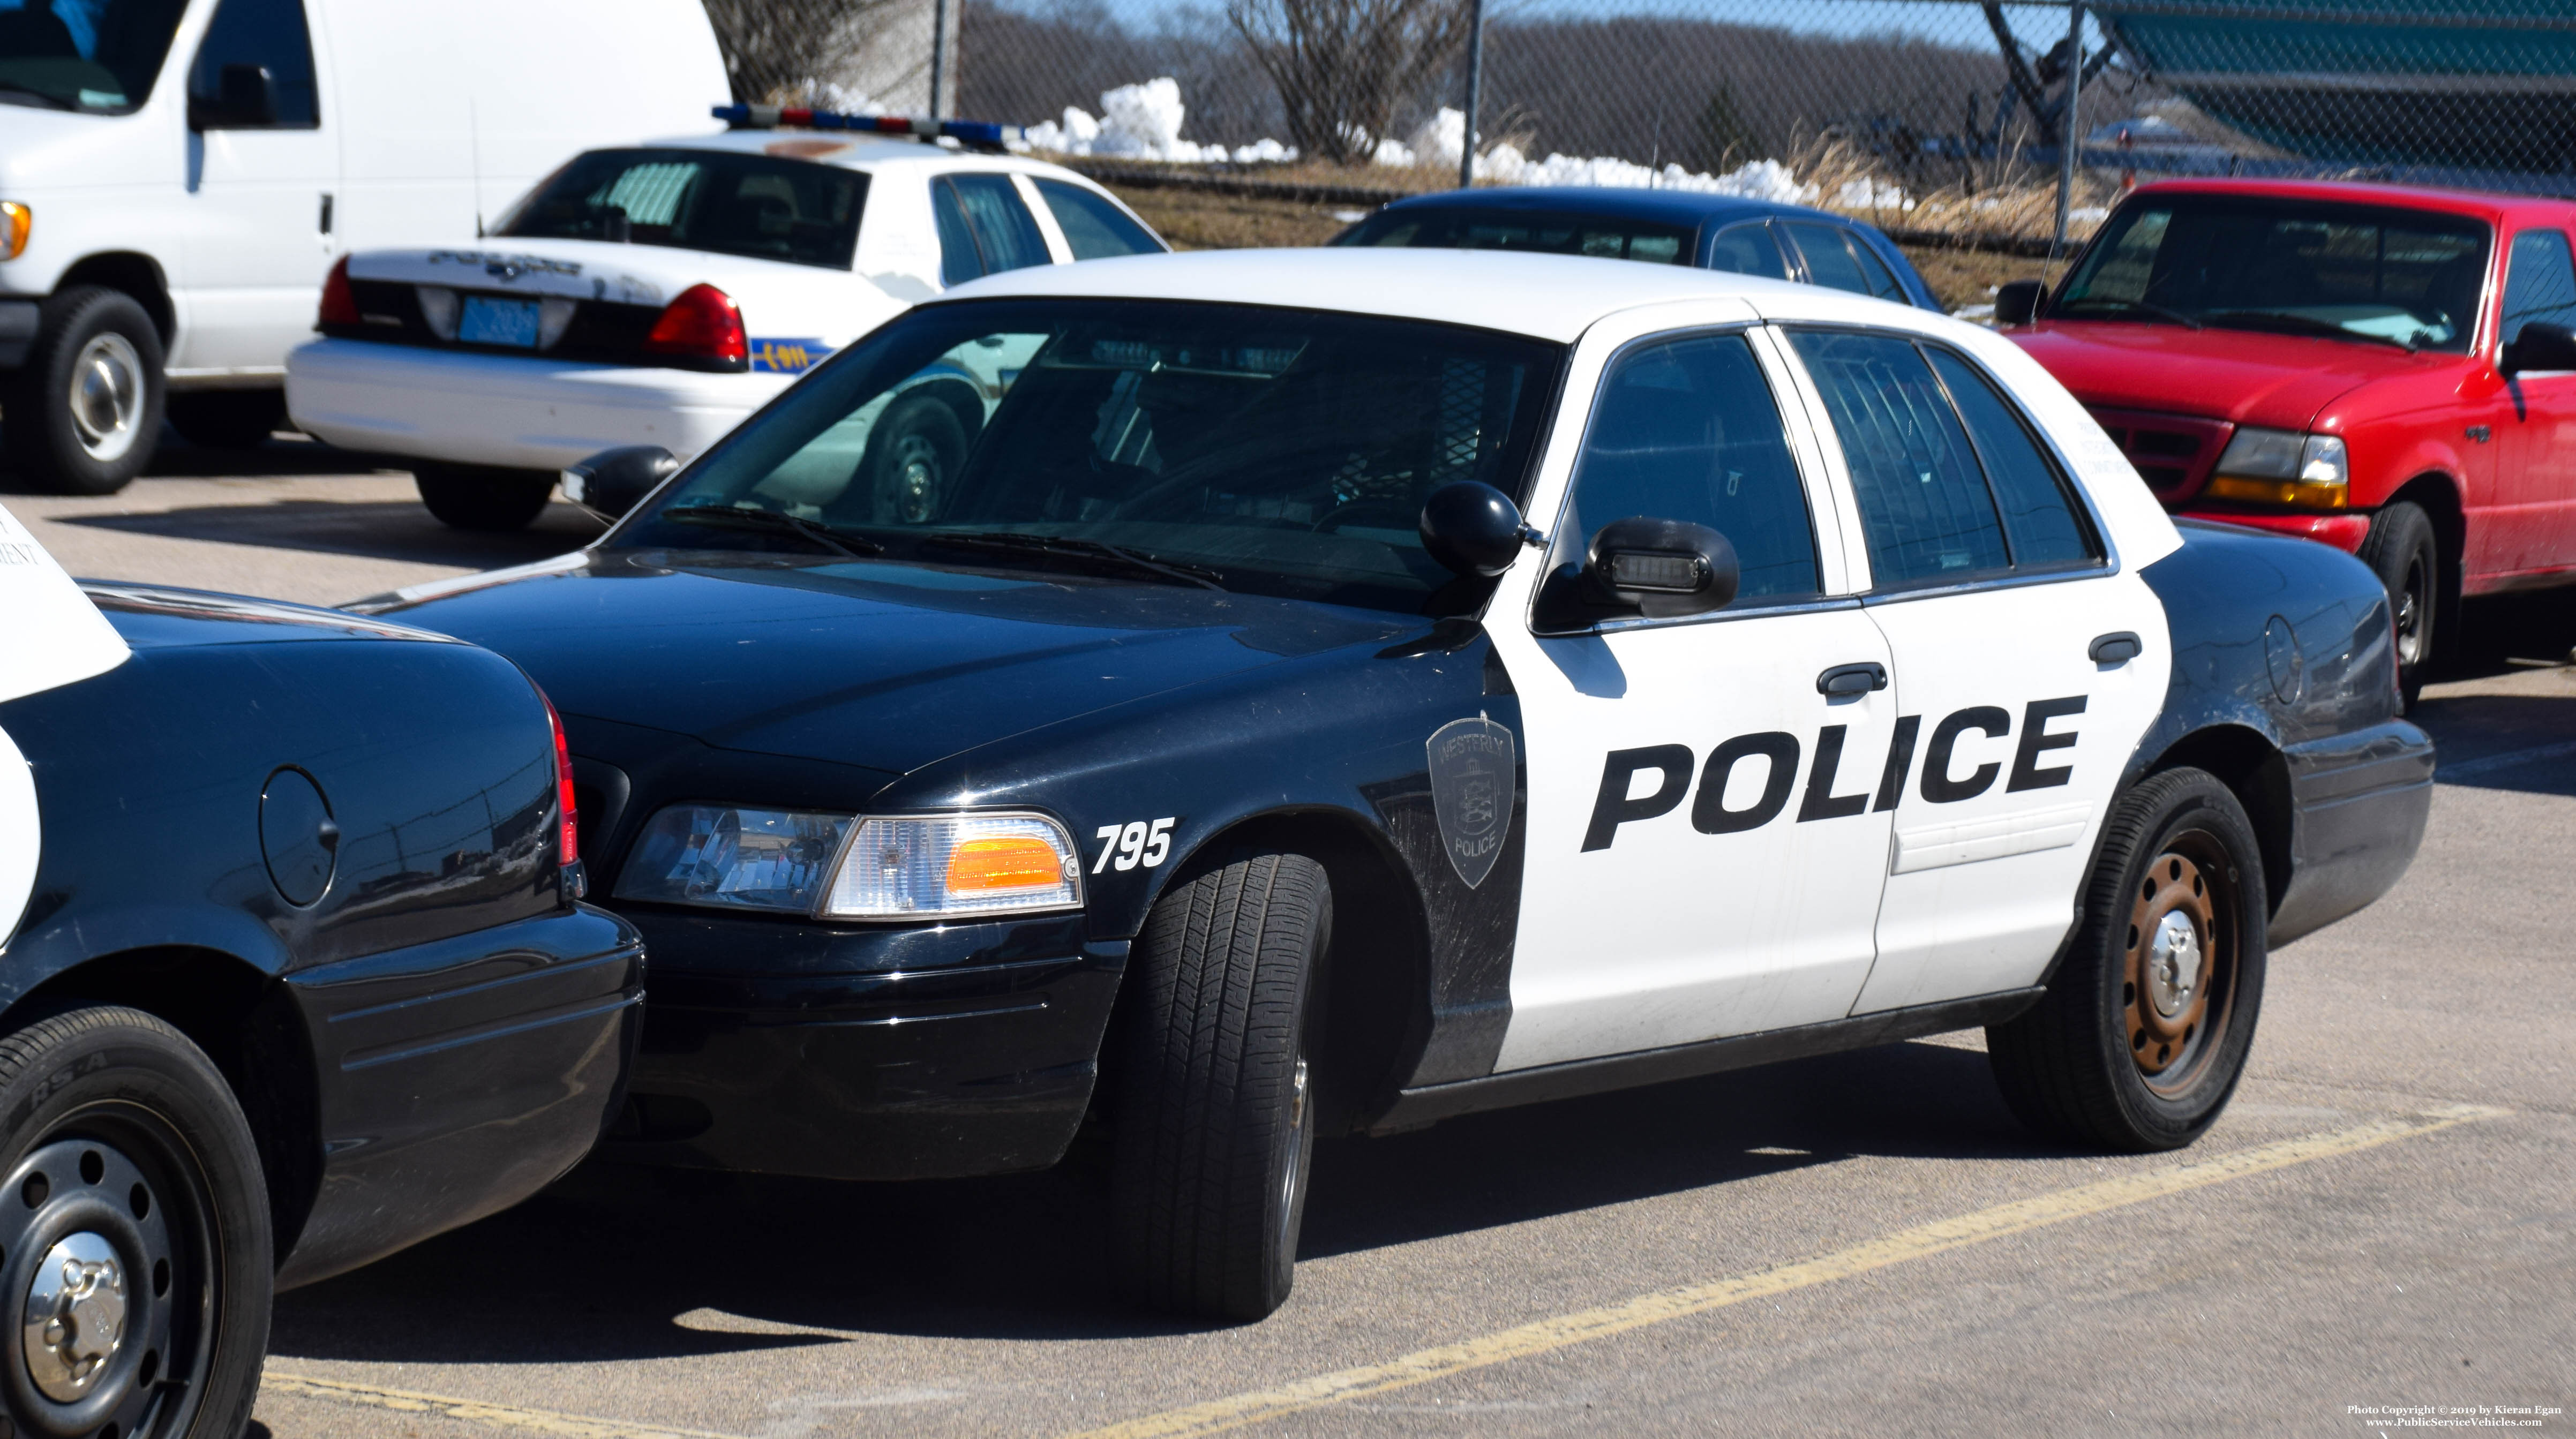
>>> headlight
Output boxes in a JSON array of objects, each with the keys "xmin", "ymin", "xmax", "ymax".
[
  {"xmin": 2207, "ymin": 428, "xmax": 2348, "ymax": 509},
  {"xmin": 614, "ymin": 804, "xmax": 1083, "ymax": 920}
]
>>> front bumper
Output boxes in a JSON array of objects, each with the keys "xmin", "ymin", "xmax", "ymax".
[
  {"xmin": 2175, "ymin": 507, "xmax": 2372, "ymax": 554},
  {"xmin": 283, "ymin": 337, "xmax": 791, "ymax": 470},
  {"xmin": 602, "ymin": 908, "xmax": 1126, "ymax": 1182},
  {"xmin": 280, "ymin": 902, "xmax": 645, "ymax": 1287}
]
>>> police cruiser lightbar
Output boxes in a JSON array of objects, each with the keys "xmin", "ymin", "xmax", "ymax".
[{"xmin": 712, "ymin": 104, "xmax": 1020, "ymax": 151}]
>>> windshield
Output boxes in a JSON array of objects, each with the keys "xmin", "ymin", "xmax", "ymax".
[
  {"xmin": 0, "ymin": 0, "xmax": 182, "ymax": 112},
  {"xmin": 613, "ymin": 299, "xmax": 1567, "ymax": 615},
  {"xmin": 2055, "ymin": 194, "xmax": 2489, "ymax": 352},
  {"xmin": 496, "ymin": 148, "xmax": 867, "ymax": 270},
  {"xmin": 1334, "ymin": 208, "xmax": 1695, "ymax": 266}
]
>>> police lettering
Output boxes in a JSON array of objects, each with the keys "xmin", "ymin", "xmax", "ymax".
[{"xmin": 1582, "ymin": 697, "xmax": 2086, "ymax": 850}]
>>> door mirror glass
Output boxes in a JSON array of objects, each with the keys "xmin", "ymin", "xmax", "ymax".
[
  {"xmin": 565, "ymin": 446, "xmax": 679, "ymax": 520},
  {"xmin": 1418, "ymin": 481, "xmax": 1532, "ymax": 577},
  {"xmin": 1994, "ymin": 280, "xmax": 2046, "ymax": 326},
  {"xmin": 1583, "ymin": 515, "xmax": 1739, "ymax": 618}
]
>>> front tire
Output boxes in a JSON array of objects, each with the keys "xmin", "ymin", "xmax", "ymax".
[
  {"xmin": 0, "ymin": 1005, "xmax": 271, "ymax": 1438},
  {"xmin": 2, "ymin": 287, "xmax": 165, "ymax": 495},
  {"xmin": 1110, "ymin": 850, "xmax": 1329, "ymax": 1322},
  {"xmin": 415, "ymin": 463, "xmax": 557, "ymax": 531},
  {"xmin": 2359, "ymin": 500, "xmax": 2438, "ymax": 707},
  {"xmin": 1987, "ymin": 767, "xmax": 2267, "ymax": 1152}
]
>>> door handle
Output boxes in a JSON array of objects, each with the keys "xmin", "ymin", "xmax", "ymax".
[
  {"xmin": 1817, "ymin": 661, "xmax": 1888, "ymax": 697},
  {"xmin": 2090, "ymin": 631, "xmax": 2142, "ymax": 664}
]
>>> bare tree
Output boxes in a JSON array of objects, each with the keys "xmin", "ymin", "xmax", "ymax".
[
  {"xmin": 1227, "ymin": 0, "xmax": 1473, "ymax": 164},
  {"xmin": 702, "ymin": 0, "xmax": 925, "ymax": 106}
]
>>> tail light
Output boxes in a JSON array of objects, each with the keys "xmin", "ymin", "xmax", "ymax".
[
  {"xmin": 539, "ymin": 685, "xmax": 586, "ymax": 899},
  {"xmin": 317, "ymin": 254, "xmax": 358, "ymax": 328},
  {"xmin": 641, "ymin": 283, "xmax": 747, "ymax": 370}
]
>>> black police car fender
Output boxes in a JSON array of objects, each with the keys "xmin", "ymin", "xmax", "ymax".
[{"xmin": 0, "ymin": 590, "xmax": 643, "ymax": 1287}]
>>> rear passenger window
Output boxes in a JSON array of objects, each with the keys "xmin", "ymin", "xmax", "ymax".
[
  {"xmin": 1926, "ymin": 349, "xmax": 2099, "ymax": 567},
  {"xmin": 1557, "ymin": 332, "xmax": 1819, "ymax": 603},
  {"xmin": 1844, "ymin": 235, "xmax": 1911, "ymax": 303},
  {"xmin": 1708, "ymin": 222, "xmax": 1788, "ymax": 280},
  {"xmin": 939, "ymin": 175, "xmax": 1051, "ymax": 280},
  {"xmin": 1787, "ymin": 329, "xmax": 2008, "ymax": 585},
  {"xmin": 1784, "ymin": 222, "xmax": 1874, "ymax": 298},
  {"xmin": 932, "ymin": 179, "xmax": 983, "ymax": 287},
  {"xmin": 1034, "ymin": 179, "xmax": 1163, "ymax": 260},
  {"xmin": 189, "ymin": 0, "xmax": 317, "ymax": 127}
]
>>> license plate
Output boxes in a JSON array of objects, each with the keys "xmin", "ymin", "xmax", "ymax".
[{"xmin": 459, "ymin": 296, "xmax": 540, "ymax": 348}]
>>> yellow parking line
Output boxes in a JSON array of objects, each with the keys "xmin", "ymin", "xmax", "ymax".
[
  {"xmin": 262, "ymin": 1370, "xmax": 746, "ymax": 1439},
  {"xmin": 1070, "ymin": 1104, "xmax": 2510, "ymax": 1439}
]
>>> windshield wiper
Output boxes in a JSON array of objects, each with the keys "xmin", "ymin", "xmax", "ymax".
[
  {"xmin": 0, "ymin": 82, "xmax": 77, "ymax": 111},
  {"xmin": 658, "ymin": 504, "xmax": 884, "ymax": 556},
  {"xmin": 922, "ymin": 531, "xmax": 1227, "ymax": 591},
  {"xmin": 2205, "ymin": 310, "xmax": 2416, "ymax": 352},
  {"xmin": 2054, "ymin": 297, "xmax": 2203, "ymax": 330}
]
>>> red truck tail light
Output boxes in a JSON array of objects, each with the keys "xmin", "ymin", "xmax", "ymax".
[
  {"xmin": 641, "ymin": 283, "xmax": 747, "ymax": 369},
  {"xmin": 317, "ymin": 254, "xmax": 358, "ymax": 329}
]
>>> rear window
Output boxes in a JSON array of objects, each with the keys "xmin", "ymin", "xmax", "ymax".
[
  {"xmin": 498, "ymin": 148, "xmax": 867, "ymax": 270},
  {"xmin": 1336, "ymin": 208, "xmax": 1693, "ymax": 266}
]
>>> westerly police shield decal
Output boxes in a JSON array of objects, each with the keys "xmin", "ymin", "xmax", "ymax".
[{"xmin": 1428, "ymin": 715, "xmax": 1515, "ymax": 889}]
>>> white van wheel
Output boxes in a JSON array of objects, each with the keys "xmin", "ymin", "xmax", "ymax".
[{"xmin": 3, "ymin": 288, "xmax": 166, "ymax": 495}]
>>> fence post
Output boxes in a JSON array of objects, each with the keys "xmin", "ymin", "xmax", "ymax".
[
  {"xmin": 929, "ymin": 0, "xmax": 949, "ymax": 117},
  {"xmin": 2052, "ymin": 0, "xmax": 2085, "ymax": 261},
  {"xmin": 1460, "ymin": 0, "xmax": 1486, "ymax": 191}
]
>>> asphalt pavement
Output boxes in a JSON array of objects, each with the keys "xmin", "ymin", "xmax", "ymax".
[{"xmin": 8, "ymin": 436, "xmax": 2571, "ymax": 1439}]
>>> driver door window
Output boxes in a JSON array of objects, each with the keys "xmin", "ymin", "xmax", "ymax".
[{"xmin": 2498, "ymin": 230, "xmax": 2576, "ymax": 569}]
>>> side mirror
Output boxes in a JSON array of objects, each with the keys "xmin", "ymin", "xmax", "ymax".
[
  {"xmin": 2501, "ymin": 321, "xmax": 2576, "ymax": 376},
  {"xmin": 1584, "ymin": 516, "xmax": 1739, "ymax": 619},
  {"xmin": 1418, "ymin": 480, "xmax": 1539, "ymax": 577},
  {"xmin": 562, "ymin": 445, "xmax": 678, "ymax": 521},
  {"xmin": 189, "ymin": 64, "xmax": 277, "ymax": 130},
  {"xmin": 1993, "ymin": 279, "xmax": 2046, "ymax": 327}
]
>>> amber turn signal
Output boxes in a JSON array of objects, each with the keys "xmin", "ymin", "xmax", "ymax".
[
  {"xmin": 2205, "ymin": 475, "xmax": 2349, "ymax": 509},
  {"xmin": 946, "ymin": 835, "xmax": 1068, "ymax": 893},
  {"xmin": 0, "ymin": 202, "xmax": 29, "ymax": 261}
]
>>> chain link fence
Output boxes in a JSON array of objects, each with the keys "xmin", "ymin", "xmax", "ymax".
[{"xmin": 766, "ymin": 1, "xmax": 2576, "ymax": 250}]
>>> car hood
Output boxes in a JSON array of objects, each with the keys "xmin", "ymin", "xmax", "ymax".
[
  {"xmin": 379, "ymin": 549, "xmax": 1415, "ymax": 776},
  {"xmin": 2008, "ymin": 320, "xmax": 2453, "ymax": 430}
]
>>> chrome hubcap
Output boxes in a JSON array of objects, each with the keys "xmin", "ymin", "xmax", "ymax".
[
  {"xmin": 23, "ymin": 1232, "xmax": 126, "ymax": 1402},
  {"xmin": 2146, "ymin": 909, "xmax": 2204, "ymax": 1019},
  {"xmin": 891, "ymin": 437, "xmax": 941, "ymax": 524},
  {"xmin": 1276, "ymin": 1056, "xmax": 1309, "ymax": 1255},
  {"xmin": 65, "ymin": 333, "xmax": 145, "ymax": 462}
]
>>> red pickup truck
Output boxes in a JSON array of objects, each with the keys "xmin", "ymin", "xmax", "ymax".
[{"xmin": 1996, "ymin": 178, "xmax": 2576, "ymax": 701}]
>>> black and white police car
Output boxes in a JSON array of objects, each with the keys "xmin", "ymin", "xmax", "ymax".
[
  {"xmin": 364, "ymin": 248, "xmax": 2432, "ymax": 1321},
  {"xmin": 0, "ymin": 504, "xmax": 642, "ymax": 1427},
  {"xmin": 286, "ymin": 108, "xmax": 1165, "ymax": 532}
]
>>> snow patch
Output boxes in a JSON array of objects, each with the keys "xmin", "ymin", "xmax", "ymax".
[{"xmin": 1016, "ymin": 78, "xmax": 1297, "ymax": 164}]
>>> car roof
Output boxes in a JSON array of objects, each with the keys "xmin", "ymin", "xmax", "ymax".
[
  {"xmin": 2130, "ymin": 176, "xmax": 2576, "ymax": 224},
  {"xmin": 1373, "ymin": 186, "xmax": 1850, "ymax": 229},
  {"xmin": 932, "ymin": 246, "xmax": 1880, "ymax": 341}
]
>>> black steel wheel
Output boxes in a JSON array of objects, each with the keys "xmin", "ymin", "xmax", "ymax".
[
  {"xmin": 2, "ymin": 288, "xmax": 165, "ymax": 496},
  {"xmin": 0, "ymin": 1006, "xmax": 270, "ymax": 1438},
  {"xmin": 1110, "ymin": 850, "xmax": 1329, "ymax": 1322},
  {"xmin": 415, "ymin": 463, "xmax": 557, "ymax": 532},
  {"xmin": 164, "ymin": 391, "xmax": 286, "ymax": 451},
  {"xmin": 1987, "ymin": 767, "xmax": 2267, "ymax": 1152},
  {"xmin": 2358, "ymin": 500, "xmax": 2438, "ymax": 708},
  {"xmin": 863, "ymin": 396, "xmax": 966, "ymax": 526}
]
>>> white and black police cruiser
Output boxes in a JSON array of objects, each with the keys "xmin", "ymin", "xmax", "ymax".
[
  {"xmin": 364, "ymin": 248, "xmax": 2432, "ymax": 1321},
  {"xmin": 286, "ymin": 106, "xmax": 1163, "ymax": 532}
]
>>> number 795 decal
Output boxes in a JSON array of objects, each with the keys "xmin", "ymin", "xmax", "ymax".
[{"xmin": 1093, "ymin": 818, "xmax": 1176, "ymax": 873}]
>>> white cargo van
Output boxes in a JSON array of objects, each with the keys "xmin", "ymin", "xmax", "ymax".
[{"xmin": 0, "ymin": 0, "xmax": 728, "ymax": 494}]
